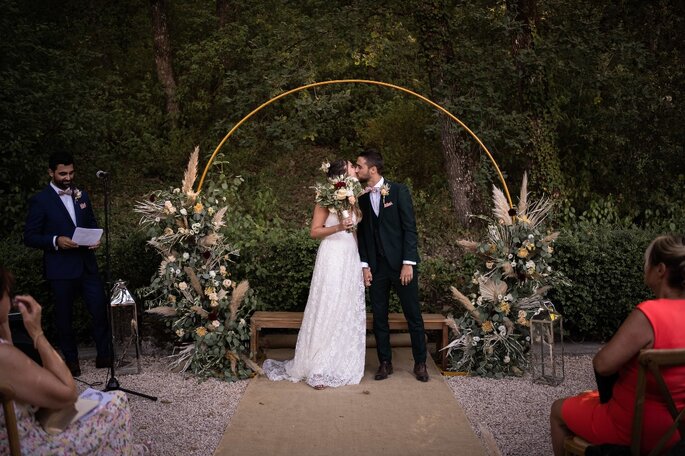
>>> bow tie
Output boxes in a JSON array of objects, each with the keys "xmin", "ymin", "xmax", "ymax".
[
  {"xmin": 58, "ymin": 189, "xmax": 73, "ymax": 196},
  {"xmin": 366, "ymin": 187, "xmax": 380, "ymax": 194}
]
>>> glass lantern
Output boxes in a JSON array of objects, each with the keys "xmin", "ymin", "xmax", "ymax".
[
  {"xmin": 110, "ymin": 280, "xmax": 141, "ymax": 374},
  {"xmin": 530, "ymin": 300, "xmax": 564, "ymax": 386}
]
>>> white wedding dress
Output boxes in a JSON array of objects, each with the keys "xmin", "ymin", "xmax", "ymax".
[{"xmin": 263, "ymin": 212, "xmax": 366, "ymax": 387}]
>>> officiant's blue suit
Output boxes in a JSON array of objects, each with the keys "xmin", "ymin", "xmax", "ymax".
[{"xmin": 24, "ymin": 185, "xmax": 110, "ymax": 363}]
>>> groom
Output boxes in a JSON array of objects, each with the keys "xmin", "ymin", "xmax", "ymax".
[{"xmin": 356, "ymin": 149, "xmax": 429, "ymax": 382}]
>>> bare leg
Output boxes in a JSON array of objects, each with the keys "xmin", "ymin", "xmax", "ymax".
[{"xmin": 550, "ymin": 397, "xmax": 572, "ymax": 456}]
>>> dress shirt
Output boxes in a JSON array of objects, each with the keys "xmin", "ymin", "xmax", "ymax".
[{"xmin": 50, "ymin": 182, "xmax": 77, "ymax": 249}]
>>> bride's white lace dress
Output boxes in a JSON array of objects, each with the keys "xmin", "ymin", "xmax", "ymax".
[{"xmin": 262, "ymin": 212, "xmax": 366, "ymax": 387}]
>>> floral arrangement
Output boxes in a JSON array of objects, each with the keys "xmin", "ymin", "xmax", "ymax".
[
  {"xmin": 380, "ymin": 182, "xmax": 390, "ymax": 205},
  {"xmin": 312, "ymin": 161, "xmax": 364, "ymax": 229},
  {"xmin": 134, "ymin": 148, "xmax": 260, "ymax": 380},
  {"xmin": 444, "ymin": 173, "xmax": 568, "ymax": 377}
]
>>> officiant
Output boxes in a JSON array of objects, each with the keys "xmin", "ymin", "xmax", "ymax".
[{"xmin": 23, "ymin": 150, "xmax": 111, "ymax": 377}]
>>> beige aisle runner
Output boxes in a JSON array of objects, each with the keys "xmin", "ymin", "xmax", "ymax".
[{"xmin": 214, "ymin": 347, "xmax": 484, "ymax": 456}]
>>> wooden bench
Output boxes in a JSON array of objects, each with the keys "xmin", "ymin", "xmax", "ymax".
[{"xmin": 250, "ymin": 311, "xmax": 450, "ymax": 369}]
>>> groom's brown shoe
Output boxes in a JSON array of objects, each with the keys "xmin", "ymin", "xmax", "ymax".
[
  {"xmin": 374, "ymin": 361, "xmax": 393, "ymax": 380},
  {"xmin": 414, "ymin": 362, "xmax": 429, "ymax": 382}
]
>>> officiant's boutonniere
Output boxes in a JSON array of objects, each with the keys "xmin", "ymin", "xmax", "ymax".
[
  {"xmin": 73, "ymin": 188, "xmax": 82, "ymax": 202},
  {"xmin": 380, "ymin": 183, "xmax": 390, "ymax": 205}
]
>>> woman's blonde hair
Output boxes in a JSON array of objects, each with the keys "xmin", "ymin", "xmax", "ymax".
[{"xmin": 644, "ymin": 234, "xmax": 685, "ymax": 290}]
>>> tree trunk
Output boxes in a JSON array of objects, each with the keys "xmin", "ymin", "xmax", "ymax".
[
  {"xmin": 216, "ymin": 0, "xmax": 237, "ymax": 29},
  {"xmin": 441, "ymin": 119, "xmax": 477, "ymax": 224},
  {"xmin": 150, "ymin": 0, "xmax": 179, "ymax": 127},
  {"xmin": 413, "ymin": 0, "xmax": 477, "ymax": 225}
]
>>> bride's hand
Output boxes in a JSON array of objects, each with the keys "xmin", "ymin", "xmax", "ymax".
[{"xmin": 342, "ymin": 217, "xmax": 354, "ymax": 230}]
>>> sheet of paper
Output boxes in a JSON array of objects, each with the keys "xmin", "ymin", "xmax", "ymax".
[{"xmin": 72, "ymin": 227, "xmax": 103, "ymax": 246}]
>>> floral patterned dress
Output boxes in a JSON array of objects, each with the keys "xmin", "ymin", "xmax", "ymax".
[{"xmin": 0, "ymin": 339, "xmax": 148, "ymax": 456}]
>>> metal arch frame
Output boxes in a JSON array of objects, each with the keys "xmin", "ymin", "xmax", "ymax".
[{"xmin": 196, "ymin": 79, "xmax": 513, "ymax": 208}]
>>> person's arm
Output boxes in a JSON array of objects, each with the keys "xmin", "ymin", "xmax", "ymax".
[
  {"xmin": 24, "ymin": 195, "xmax": 55, "ymax": 251},
  {"xmin": 396, "ymin": 184, "xmax": 419, "ymax": 264},
  {"xmin": 593, "ymin": 308, "xmax": 654, "ymax": 376},
  {"xmin": 2, "ymin": 295, "xmax": 77, "ymax": 409},
  {"xmin": 310, "ymin": 205, "xmax": 349, "ymax": 240}
]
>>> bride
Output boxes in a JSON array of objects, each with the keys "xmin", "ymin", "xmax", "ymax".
[{"xmin": 262, "ymin": 159, "xmax": 366, "ymax": 389}]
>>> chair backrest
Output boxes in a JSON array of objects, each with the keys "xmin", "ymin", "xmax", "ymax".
[
  {"xmin": 0, "ymin": 382, "xmax": 21, "ymax": 456},
  {"xmin": 631, "ymin": 348, "xmax": 685, "ymax": 456}
]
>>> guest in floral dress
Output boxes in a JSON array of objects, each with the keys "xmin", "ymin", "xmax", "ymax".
[{"xmin": 0, "ymin": 265, "xmax": 148, "ymax": 455}]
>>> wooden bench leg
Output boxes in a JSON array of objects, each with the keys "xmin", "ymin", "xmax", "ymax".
[
  {"xmin": 250, "ymin": 325, "xmax": 258, "ymax": 361},
  {"xmin": 441, "ymin": 325, "xmax": 448, "ymax": 370}
]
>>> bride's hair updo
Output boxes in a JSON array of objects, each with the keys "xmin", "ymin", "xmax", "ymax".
[
  {"xmin": 327, "ymin": 159, "xmax": 348, "ymax": 179},
  {"xmin": 645, "ymin": 234, "xmax": 685, "ymax": 290}
]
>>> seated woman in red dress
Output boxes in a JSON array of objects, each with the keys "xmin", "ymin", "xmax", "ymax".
[{"xmin": 550, "ymin": 234, "xmax": 685, "ymax": 455}]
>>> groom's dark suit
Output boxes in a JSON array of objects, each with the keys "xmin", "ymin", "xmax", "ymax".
[
  {"xmin": 357, "ymin": 180, "xmax": 427, "ymax": 364},
  {"xmin": 24, "ymin": 185, "xmax": 110, "ymax": 363}
]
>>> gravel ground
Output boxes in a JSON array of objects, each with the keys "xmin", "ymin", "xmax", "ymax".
[
  {"xmin": 75, "ymin": 355, "xmax": 249, "ymax": 456},
  {"xmin": 76, "ymin": 352, "xmax": 594, "ymax": 455},
  {"xmin": 447, "ymin": 354, "xmax": 596, "ymax": 456}
]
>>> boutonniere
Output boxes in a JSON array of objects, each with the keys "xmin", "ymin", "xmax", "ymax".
[
  {"xmin": 73, "ymin": 188, "xmax": 82, "ymax": 202},
  {"xmin": 380, "ymin": 183, "xmax": 390, "ymax": 205},
  {"xmin": 79, "ymin": 202, "xmax": 87, "ymax": 209}
]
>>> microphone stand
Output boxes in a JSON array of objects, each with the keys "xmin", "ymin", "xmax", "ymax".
[{"xmin": 99, "ymin": 172, "xmax": 157, "ymax": 401}]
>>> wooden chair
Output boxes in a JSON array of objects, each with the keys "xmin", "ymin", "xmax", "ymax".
[
  {"xmin": 564, "ymin": 348, "xmax": 685, "ymax": 456},
  {"xmin": 0, "ymin": 382, "xmax": 21, "ymax": 456}
]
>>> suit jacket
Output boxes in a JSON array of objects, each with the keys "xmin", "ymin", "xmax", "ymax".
[
  {"xmin": 357, "ymin": 181, "xmax": 420, "ymax": 272},
  {"xmin": 24, "ymin": 185, "xmax": 100, "ymax": 280}
]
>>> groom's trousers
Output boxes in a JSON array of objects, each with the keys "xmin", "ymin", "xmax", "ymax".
[{"xmin": 370, "ymin": 256, "xmax": 427, "ymax": 364}]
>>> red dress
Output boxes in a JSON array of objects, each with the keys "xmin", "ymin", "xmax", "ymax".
[{"xmin": 562, "ymin": 299, "xmax": 685, "ymax": 453}]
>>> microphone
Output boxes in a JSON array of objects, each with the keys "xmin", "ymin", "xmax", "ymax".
[{"xmin": 96, "ymin": 170, "xmax": 109, "ymax": 179}]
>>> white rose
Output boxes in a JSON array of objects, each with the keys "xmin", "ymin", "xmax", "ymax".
[
  {"xmin": 180, "ymin": 208, "xmax": 188, "ymax": 216},
  {"xmin": 223, "ymin": 279, "xmax": 232, "ymax": 288},
  {"xmin": 212, "ymin": 320, "xmax": 220, "ymax": 328},
  {"xmin": 178, "ymin": 282, "xmax": 188, "ymax": 290},
  {"xmin": 173, "ymin": 188, "xmax": 180, "ymax": 193},
  {"xmin": 503, "ymin": 356, "xmax": 510, "ymax": 364},
  {"xmin": 334, "ymin": 188, "xmax": 348, "ymax": 200},
  {"xmin": 183, "ymin": 252, "xmax": 190, "ymax": 260},
  {"xmin": 209, "ymin": 270, "xmax": 216, "ymax": 278}
]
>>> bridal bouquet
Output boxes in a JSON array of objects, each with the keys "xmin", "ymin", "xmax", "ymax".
[{"xmin": 312, "ymin": 166, "xmax": 364, "ymax": 231}]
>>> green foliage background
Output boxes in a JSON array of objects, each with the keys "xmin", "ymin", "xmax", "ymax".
[{"xmin": 1, "ymin": 0, "xmax": 683, "ymax": 346}]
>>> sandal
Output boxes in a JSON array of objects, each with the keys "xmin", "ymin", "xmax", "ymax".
[{"xmin": 313, "ymin": 384, "xmax": 327, "ymax": 390}]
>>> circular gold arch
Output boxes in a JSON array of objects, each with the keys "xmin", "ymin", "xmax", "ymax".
[{"xmin": 197, "ymin": 79, "xmax": 513, "ymax": 208}]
